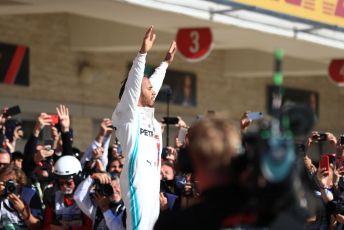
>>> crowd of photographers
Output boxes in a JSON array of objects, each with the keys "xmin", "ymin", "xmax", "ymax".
[{"xmin": 1, "ymin": 103, "xmax": 344, "ymax": 229}]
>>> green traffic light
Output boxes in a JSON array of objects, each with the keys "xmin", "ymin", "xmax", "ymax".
[
  {"xmin": 275, "ymin": 49, "xmax": 284, "ymax": 60},
  {"xmin": 273, "ymin": 72, "xmax": 283, "ymax": 86}
]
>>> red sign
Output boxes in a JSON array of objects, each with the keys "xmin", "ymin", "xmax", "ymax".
[
  {"xmin": 328, "ymin": 59, "xmax": 344, "ymax": 86},
  {"xmin": 335, "ymin": 0, "xmax": 344, "ymax": 17},
  {"xmin": 176, "ymin": 28, "xmax": 212, "ymax": 62}
]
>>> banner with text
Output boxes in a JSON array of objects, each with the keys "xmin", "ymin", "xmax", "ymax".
[{"xmin": 231, "ymin": 0, "xmax": 344, "ymax": 28}]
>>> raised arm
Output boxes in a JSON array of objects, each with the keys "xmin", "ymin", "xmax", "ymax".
[
  {"xmin": 114, "ymin": 26, "xmax": 156, "ymax": 121},
  {"xmin": 57, "ymin": 104, "xmax": 73, "ymax": 156},
  {"xmin": 150, "ymin": 41, "xmax": 177, "ymax": 94},
  {"xmin": 73, "ymin": 175, "xmax": 96, "ymax": 219}
]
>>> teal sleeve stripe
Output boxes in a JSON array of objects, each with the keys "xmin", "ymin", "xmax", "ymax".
[{"xmin": 128, "ymin": 117, "xmax": 141, "ymax": 230}]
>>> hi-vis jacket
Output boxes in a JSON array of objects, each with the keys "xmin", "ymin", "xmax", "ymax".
[{"xmin": 112, "ymin": 52, "xmax": 168, "ymax": 230}]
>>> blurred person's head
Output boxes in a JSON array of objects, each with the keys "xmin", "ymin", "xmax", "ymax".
[
  {"xmin": 166, "ymin": 150, "xmax": 177, "ymax": 164},
  {"xmin": 4, "ymin": 119, "xmax": 23, "ymax": 142},
  {"xmin": 11, "ymin": 151, "xmax": 24, "ymax": 169},
  {"xmin": 160, "ymin": 162, "xmax": 175, "ymax": 181},
  {"xmin": 0, "ymin": 148, "xmax": 10, "ymax": 169},
  {"xmin": 53, "ymin": 155, "xmax": 82, "ymax": 195},
  {"xmin": 183, "ymin": 75, "xmax": 192, "ymax": 99},
  {"xmin": 109, "ymin": 174, "xmax": 122, "ymax": 203},
  {"xmin": 187, "ymin": 116, "xmax": 241, "ymax": 192},
  {"xmin": 108, "ymin": 158, "xmax": 123, "ymax": 176}
]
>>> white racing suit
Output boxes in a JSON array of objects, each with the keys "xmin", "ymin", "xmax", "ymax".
[{"xmin": 112, "ymin": 52, "xmax": 168, "ymax": 230}]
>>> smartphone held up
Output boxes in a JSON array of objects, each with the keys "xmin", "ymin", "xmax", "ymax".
[
  {"xmin": 50, "ymin": 114, "xmax": 59, "ymax": 126},
  {"xmin": 319, "ymin": 155, "xmax": 330, "ymax": 172},
  {"xmin": 247, "ymin": 112, "xmax": 263, "ymax": 121}
]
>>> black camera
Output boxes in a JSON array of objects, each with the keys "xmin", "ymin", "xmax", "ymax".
[
  {"xmin": 41, "ymin": 156, "xmax": 54, "ymax": 170},
  {"xmin": 327, "ymin": 200, "xmax": 344, "ymax": 215},
  {"xmin": 162, "ymin": 117, "xmax": 179, "ymax": 125},
  {"xmin": 4, "ymin": 180, "xmax": 18, "ymax": 196},
  {"xmin": 94, "ymin": 180, "xmax": 113, "ymax": 196},
  {"xmin": 312, "ymin": 133, "xmax": 327, "ymax": 141}
]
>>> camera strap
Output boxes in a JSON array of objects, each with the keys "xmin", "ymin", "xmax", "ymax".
[
  {"xmin": 93, "ymin": 207, "xmax": 105, "ymax": 230},
  {"xmin": 2, "ymin": 199, "xmax": 16, "ymax": 213}
]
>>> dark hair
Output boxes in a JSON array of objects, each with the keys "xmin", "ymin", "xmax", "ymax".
[
  {"xmin": 0, "ymin": 164, "xmax": 27, "ymax": 185},
  {"xmin": 118, "ymin": 77, "xmax": 128, "ymax": 100},
  {"xmin": 109, "ymin": 172, "xmax": 120, "ymax": 181},
  {"xmin": 11, "ymin": 151, "xmax": 24, "ymax": 161}
]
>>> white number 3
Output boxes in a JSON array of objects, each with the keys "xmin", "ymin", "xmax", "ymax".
[{"xmin": 189, "ymin": 31, "xmax": 200, "ymax": 53}]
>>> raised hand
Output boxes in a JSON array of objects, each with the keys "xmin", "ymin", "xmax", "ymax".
[
  {"xmin": 33, "ymin": 113, "xmax": 52, "ymax": 137},
  {"xmin": 94, "ymin": 193, "xmax": 111, "ymax": 212},
  {"xmin": 99, "ymin": 118, "xmax": 113, "ymax": 137},
  {"xmin": 94, "ymin": 159, "xmax": 106, "ymax": 172},
  {"xmin": 56, "ymin": 104, "xmax": 70, "ymax": 132},
  {"xmin": 164, "ymin": 41, "xmax": 177, "ymax": 64},
  {"xmin": 326, "ymin": 132, "xmax": 337, "ymax": 145},
  {"xmin": 140, "ymin": 26, "xmax": 156, "ymax": 54},
  {"xmin": 34, "ymin": 146, "xmax": 54, "ymax": 163},
  {"xmin": 8, "ymin": 194, "xmax": 26, "ymax": 214},
  {"xmin": 92, "ymin": 146, "xmax": 104, "ymax": 160},
  {"xmin": 92, "ymin": 172, "xmax": 111, "ymax": 184},
  {"xmin": 240, "ymin": 111, "xmax": 252, "ymax": 133},
  {"xmin": 159, "ymin": 192, "xmax": 168, "ymax": 211}
]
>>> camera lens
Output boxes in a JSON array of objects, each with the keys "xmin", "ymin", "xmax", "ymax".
[
  {"xmin": 102, "ymin": 184, "xmax": 114, "ymax": 196},
  {"xmin": 95, "ymin": 180, "xmax": 114, "ymax": 196},
  {"xmin": 5, "ymin": 180, "xmax": 17, "ymax": 195}
]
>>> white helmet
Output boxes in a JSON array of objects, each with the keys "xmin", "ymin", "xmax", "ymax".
[{"xmin": 53, "ymin": 155, "xmax": 82, "ymax": 178}]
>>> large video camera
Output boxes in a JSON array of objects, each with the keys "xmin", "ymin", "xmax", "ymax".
[{"xmin": 94, "ymin": 180, "xmax": 113, "ymax": 197}]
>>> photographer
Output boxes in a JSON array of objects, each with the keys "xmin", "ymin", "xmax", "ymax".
[
  {"xmin": 43, "ymin": 155, "xmax": 92, "ymax": 229},
  {"xmin": 74, "ymin": 172, "xmax": 125, "ymax": 230},
  {"xmin": 0, "ymin": 164, "xmax": 43, "ymax": 229}
]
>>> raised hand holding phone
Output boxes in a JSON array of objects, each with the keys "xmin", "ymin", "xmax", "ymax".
[{"xmin": 319, "ymin": 155, "xmax": 330, "ymax": 172}]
